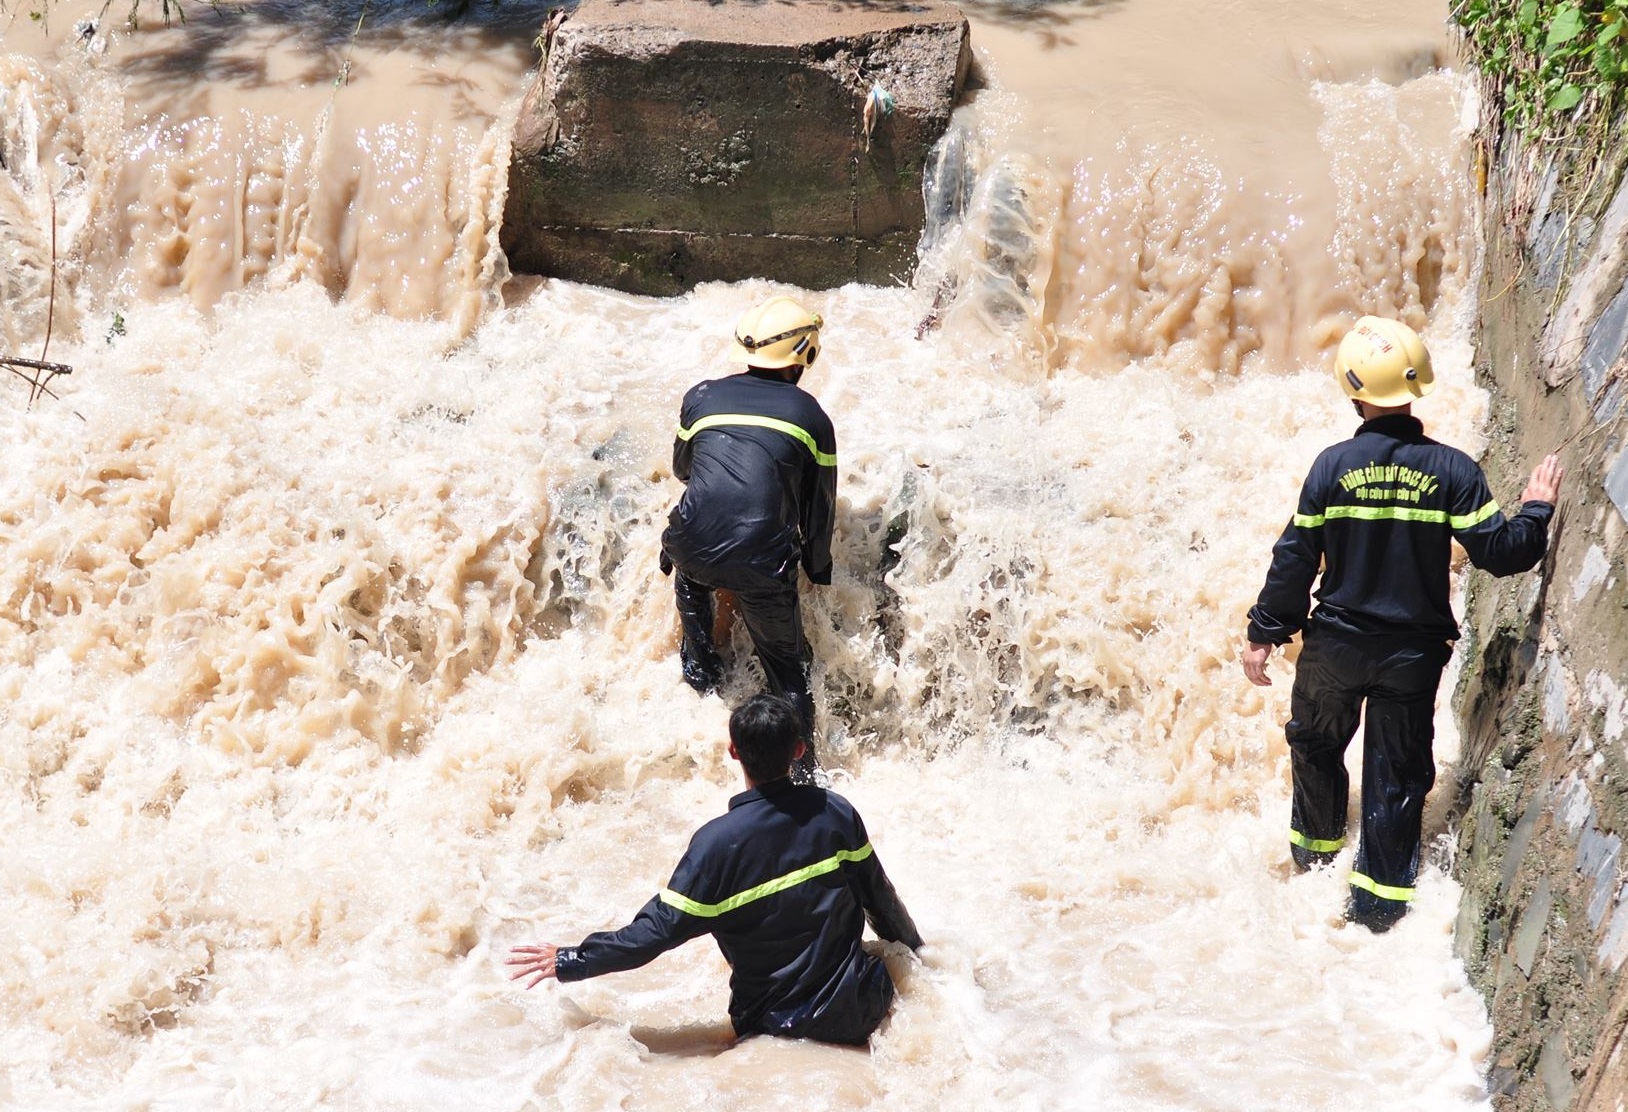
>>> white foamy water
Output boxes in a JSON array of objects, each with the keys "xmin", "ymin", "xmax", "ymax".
[{"xmin": 1, "ymin": 1, "xmax": 1501, "ymax": 1109}]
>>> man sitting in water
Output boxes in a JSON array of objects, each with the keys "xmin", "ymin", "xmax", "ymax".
[{"xmin": 506, "ymin": 694, "xmax": 923, "ymax": 1045}]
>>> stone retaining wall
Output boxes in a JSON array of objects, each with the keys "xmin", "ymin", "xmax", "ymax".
[{"xmin": 1453, "ymin": 119, "xmax": 1628, "ymax": 1110}]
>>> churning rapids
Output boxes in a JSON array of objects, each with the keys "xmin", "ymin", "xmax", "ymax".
[{"xmin": 2, "ymin": 1, "xmax": 1500, "ymax": 1108}]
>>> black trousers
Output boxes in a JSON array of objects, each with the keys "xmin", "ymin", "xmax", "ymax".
[
  {"xmin": 671, "ymin": 561, "xmax": 816, "ymax": 739},
  {"xmin": 1285, "ymin": 629, "xmax": 1451, "ymax": 919}
]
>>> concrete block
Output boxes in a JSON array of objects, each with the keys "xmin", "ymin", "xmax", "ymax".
[
  {"xmin": 1541, "ymin": 1028, "xmax": 1579, "ymax": 1110},
  {"xmin": 1514, "ymin": 875, "xmax": 1552, "ymax": 976},
  {"xmin": 1574, "ymin": 543, "xmax": 1612, "ymax": 603},
  {"xmin": 1501, "ymin": 787, "xmax": 1549, "ymax": 897},
  {"xmin": 1582, "ymin": 278, "xmax": 1628, "ymax": 420},
  {"xmin": 1599, "ymin": 884, "xmax": 1628, "ymax": 972},
  {"xmin": 502, "ymin": 0, "xmax": 972, "ymax": 295},
  {"xmin": 1543, "ymin": 654, "xmax": 1572, "ymax": 738},
  {"xmin": 1456, "ymin": 880, "xmax": 1485, "ymax": 965},
  {"xmin": 1608, "ymin": 444, "xmax": 1628, "ymax": 526},
  {"xmin": 1542, "ymin": 171, "xmax": 1628, "ymax": 389},
  {"xmin": 1578, "ymin": 821, "xmax": 1621, "ymax": 930}
]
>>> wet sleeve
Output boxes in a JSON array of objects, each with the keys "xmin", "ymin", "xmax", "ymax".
[
  {"xmin": 554, "ymin": 846, "xmax": 714, "ymax": 982},
  {"xmin": 1450, "ymin": 462, "xmax": 1553, "ymax": 577},
  {"xmin": 800, "ymin": 408, "xmax": 837, "ymax": 585},
  {"xmin": 672, "ymin": 398, "xmax": 695, "ymax": 483},
  {"xmin": 1245, "ymin": 470, "xmax": 1326, "ymax": 645},
  {"xmin": 846, "ymin": 816, "xmax": 922, "ymax": 950}
]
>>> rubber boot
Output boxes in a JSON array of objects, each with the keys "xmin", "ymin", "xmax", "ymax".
[
  {"xmin": 680, "ymin": 637, "xmax": 724, "ymax": 695},
  {"xmin": 1346, "ymin": 888, "xmax": 1408, "ymax": 934},
  {"xmin": 673, "ymin": 571, "xmax": 724, "ymax": 694}
]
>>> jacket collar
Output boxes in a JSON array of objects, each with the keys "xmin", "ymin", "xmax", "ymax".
[
  {"xmin": 1357, "ymin": 413, "xmax": 1424, "ymax": 440},
  {"xmin": 729, "ymin": 776, "xmax": 796, "ymax": 810}
]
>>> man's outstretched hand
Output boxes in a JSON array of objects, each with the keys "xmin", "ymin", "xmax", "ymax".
[
  {"xmin": 507, "ymin": 944, "xmax": 560, "ymax": 989},
  {"xmin": 1522, "ymin": 454, "xmax": 1564, "ymax": 505}
]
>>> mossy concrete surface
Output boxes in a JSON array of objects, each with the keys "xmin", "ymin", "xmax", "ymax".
[
  {"xmin": 501, "ymin": 0, "xmax": 971, "ymax": 295},
  {"xmin": 1453, "ymin": 111, "xmax": 1628, "ymax": 1110}
]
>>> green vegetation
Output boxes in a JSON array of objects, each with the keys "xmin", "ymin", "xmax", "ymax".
[{"xmin": 1453, "ymin": 0, "xmax": 1628, "ymax": 141}]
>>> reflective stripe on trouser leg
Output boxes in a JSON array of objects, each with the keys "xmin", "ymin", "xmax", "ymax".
[
  {"xmin": 1284, "ymin": 633, "xmax": 1362, "ymax": 868},
  {"xmin": 1289, "ymin": 830, "xmax": 1345, "ymax": 855},
  {"xmin": 1349, "ymin": 872, "xmax": 1415, "ymax": 902},
  {"xmin": 1348, "ymin": 639, "xmax": 1448, "ymax": 919}
]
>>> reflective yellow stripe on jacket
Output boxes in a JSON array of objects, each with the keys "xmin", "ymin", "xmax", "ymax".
[
  {"xmin": 677, "ymin": 413, "xmax": 838, "ymax": 468},
  {"xmin": 1292, "ymin": 500, "xmax": 1499, "ymax": 531},
  {"xmin": 660, "ymin": 844, "xmax": 874, "ymax": 918}
]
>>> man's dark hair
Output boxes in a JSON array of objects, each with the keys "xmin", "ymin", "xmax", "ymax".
[{"xmin": 729, "ymin": 694, "xmax": 804, "ymax": 783}]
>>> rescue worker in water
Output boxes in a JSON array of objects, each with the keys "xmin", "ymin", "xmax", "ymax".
[
  {"xmin": 506, "ymin": 694, "xmax": 922, "ymax": 1045},
  {"xmin": 1243, "ymin": 316, "xmax": 1563, "ymax": 932},
  {"xmin": 659, "ymin": 296, "xmax": 836, "ymax": 781}
]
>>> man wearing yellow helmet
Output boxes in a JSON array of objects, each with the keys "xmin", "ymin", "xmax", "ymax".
[
  {"xmin": 660, "ymin": 296, "xmax": 836, "ymax": 778},
  {"xmin": 1242, "ymin": 316, "xmax": 1564, "ymax": 933}
]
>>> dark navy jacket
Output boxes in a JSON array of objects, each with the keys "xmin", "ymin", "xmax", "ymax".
[
  {"xmin": 1248, "ymin": 415, "xmax": 1553, "ymax": 645},
  {"xmin": 554, "ymin": 779, "xmax": 922, "ymax": 1045},
  {"xmin": 663, "ymin": 370, "xmax": 837, "ymax": 584}
]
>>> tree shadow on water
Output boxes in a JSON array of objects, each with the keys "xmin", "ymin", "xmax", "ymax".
[
  {"xmin": 952, "ymin": 0, "xmax": 1125, "ymax": 33},
  {"xmin": 109, "ymin": 0, "xmax": 1121, "ymax": 96},
  {"xmin": 109, "ymin": 0, "xmax": 569, "ymax": 94},
  {"xmin": 680, "ymin": 0, "xmax": 1128, "ymax": 38}
]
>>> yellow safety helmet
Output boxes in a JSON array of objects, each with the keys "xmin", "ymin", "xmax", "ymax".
[
  {"xmin": 728, "ymin": 297, "xmax": 823, "ymax": 370},
  {"xmin": 1334, "ymin": 316, "xmax": 1434, "ymax": 406}
]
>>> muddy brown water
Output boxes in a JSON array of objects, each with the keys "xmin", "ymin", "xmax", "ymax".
[{"xmin": 1, "ymin": 2, "xmax": 1500, "ymax": 1108}]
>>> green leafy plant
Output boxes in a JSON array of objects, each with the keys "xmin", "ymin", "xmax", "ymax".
[{"xmin": 1453, "ymin": 0, "xmax": 1628, "ymax": 141}]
